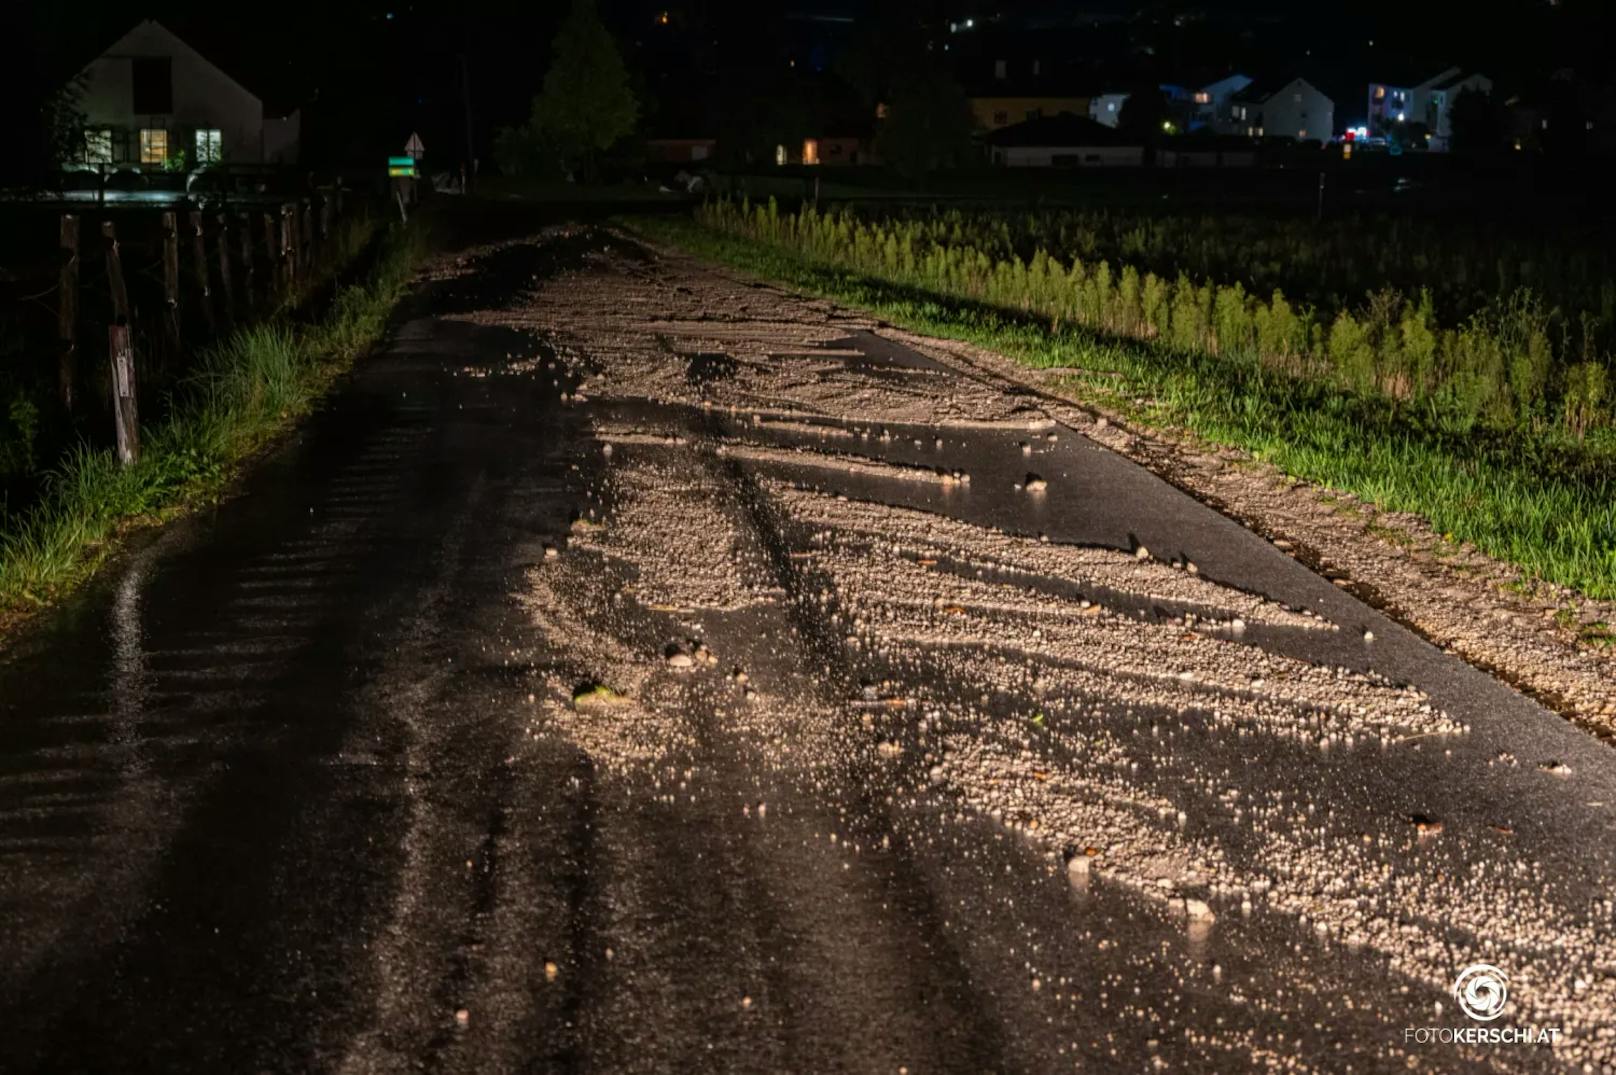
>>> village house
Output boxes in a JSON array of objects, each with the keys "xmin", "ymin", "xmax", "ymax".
[
  {"xmin": 66, "ymin": 20, "xmax": 300, "ymax": 170},
  {"xmin": 1219, "ymin": 77, "xmax": 1334, "ymax": 142}
]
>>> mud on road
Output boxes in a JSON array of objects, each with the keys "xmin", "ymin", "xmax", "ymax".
[{"xmin": 1, "ymin": 223, "xmax": 1613, "ymax": 1073}]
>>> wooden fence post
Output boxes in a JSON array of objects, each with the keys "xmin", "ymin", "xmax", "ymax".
[
  {"xmin": 280, "ymin": 203, "xmax": 296, "ymax": 293},
  {"xmin": 215, "ymin": 213, "xmax": 236, "ymax": 330},
  {"xmin": 301, "ymin": 197, "xmax": 314, "ymax": 261},
  {"xmin": 238, "ymin": 211, "xmax": 256, "ymax": 315},
  {"xmin": 102, "ymin": 221, "xmax": 139, "ymax": 466},
  {"xmin": 161, "ymin": 210, "xmax": 181, "ymax": 350},
  {"xmin": 319, "ymin": 194, "xmax": 331, "ymax": 244},
  {"xmin": 263, "ymin": 211, "xmax": 280, "ymax": 298},
  {"xmin": 190, "ymin": 210, "xmax": 216, "ymax": 337},
  {"xmin": 58, "ymin": 215, "xmax": 79, "ymax": 411}
]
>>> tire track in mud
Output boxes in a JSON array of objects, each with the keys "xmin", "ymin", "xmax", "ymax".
[{"xmin": 480, "ymin": 226, "xmax": 1616, "ymax": 1071}]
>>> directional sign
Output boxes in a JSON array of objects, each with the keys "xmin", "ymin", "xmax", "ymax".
[
  {"xmin": 404, "ymin": 132, "xmax": 425, "ymax": 159},
  {"xmin": 388, "ymin": 155, "xmax": 417, "ymax": 178}
]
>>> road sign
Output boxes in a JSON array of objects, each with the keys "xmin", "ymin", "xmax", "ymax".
[
  {"xmin": 405, "ymin": 132, "xmax": 425, "ymax": 159},
  {"xmin": 388, "ymin": 155, "xmax": 417, "ymax": 178}
]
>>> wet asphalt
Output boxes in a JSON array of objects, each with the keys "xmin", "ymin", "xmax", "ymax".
[{"xmin": 1, "ymin": 213, "xmax": 1613, "ymax": 1074}]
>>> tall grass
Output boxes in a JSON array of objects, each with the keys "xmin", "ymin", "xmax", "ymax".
[
  {"xmin": 632, "ymin": 211, "xmax": 1616, "ymax": 600},
  {"xmin": 0, "ymin": 222, "xmax": 428, "ymax": 614},
  {"xmin": 696, "ymin": 198, "xmax": 1613, "ymax": 440}
]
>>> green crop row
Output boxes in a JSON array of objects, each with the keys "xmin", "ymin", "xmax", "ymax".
[{"xmin": 699, "ymin": 198, "xmax": 1611, "ymax": 438}]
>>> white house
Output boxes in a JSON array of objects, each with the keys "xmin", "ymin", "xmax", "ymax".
[
  {"xmin": 1088, "ymin": 92, "xmax": 1131, "ymax": 128},
  {"xmin": 69, "ymin": 20, "xmax": 300, "ymax": 169},
  {"xmin": 1183, "ymin": 74, "xmax": 1254, "ymax": 132},
  {"xmin": 985, "ymin": 115, "xmax": 1144, "ymax": 167},
  {"xmin": 1221, "ymin": 77, "xmax": 1334, "ymax": 142},
  {"xmin": 1367, "ymin": 68, "xmax": 1493, "ymax": 151}
]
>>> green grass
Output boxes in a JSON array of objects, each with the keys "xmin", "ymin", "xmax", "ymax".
[
  {"xmin": 0, "ymin": 221, "xmax": 428, "ymax": 620},
  {"xmin": 627, "ymin": 214, "xmax": 1616, "ymax": 601}
]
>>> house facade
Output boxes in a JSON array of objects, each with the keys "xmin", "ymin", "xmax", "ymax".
[
  {"xmin": 1221, "ymin": 77, "xmax": 1334, "ymax": 142},
  {"xmin": 1367, "ymin": 68, "xmax": 1492, "ymax": 151},
  {"xmin": 68, "ymin": 20, "xmax": 299, "ymax": 170},
  {"xmin": 1088, "ymin": 92, "xmax": 1131, "ymax": 127},
  {"xmin": 1167, "ymin": 74, "xmax": 1254, "ymax": 132}
]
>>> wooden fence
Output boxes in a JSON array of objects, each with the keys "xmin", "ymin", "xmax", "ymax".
[{"xmin": 47, "ymin": 190, "xmax": 353, "ymax": 465}]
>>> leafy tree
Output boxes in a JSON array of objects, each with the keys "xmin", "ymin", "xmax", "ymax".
[
  {"xmin": 530, "ymin": 0, "xmax": 638, "ymax": 178},
  {"xmin": 1117, "ymin": 85, "xmax": 1169, "ymax": 140},
  {"xmin": 1448, "ymin": 89, "xmax": 1503, "ymax": 158},
  {"xmin": 713, "ymin": 68, "xmax": 814, "ymax": 169},
  {"xmin": 876, "ymin": 61, "xmax": 975, "ymax": 181}
]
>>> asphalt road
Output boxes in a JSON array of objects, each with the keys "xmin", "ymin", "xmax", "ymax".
[{"xmin": 1, "ymin": 218, "xmax": 1612, "ymax": 1074}]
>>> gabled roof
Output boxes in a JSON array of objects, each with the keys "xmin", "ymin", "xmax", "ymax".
[
  {"xmin": 71, "ymin": 18, "xmax": 306, "ymax": 116},
  {"xmin": 1371, "ymin": 65, "xmax": 1459, "ymax": 91},
  {"xmin": 983, "ymin": 113, "xmax": 1135, "ymax": 147},
  {"xmin": 1231, "ymin": 76, "xmax": 1326, "ymax": 106},
  {"xmin": 81, "ymin": 20, "xmax": 261, "ymax": 108},
  {"xmin": 1429, "ymin": 70, "xmax": 1486, "ymax": 92}
]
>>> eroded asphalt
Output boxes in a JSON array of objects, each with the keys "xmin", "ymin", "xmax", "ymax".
[{"xmin": 1, "ymin": 222, "xmax": 1613, "ymax": 1074}]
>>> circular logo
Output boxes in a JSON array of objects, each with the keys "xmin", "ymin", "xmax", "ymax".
[{"xmin": 1453, "ymin": 963, "xmax": 1509, "ymax": 1022}]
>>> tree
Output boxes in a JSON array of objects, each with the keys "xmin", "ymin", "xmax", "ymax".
[
  {"xmin": 530, "ymin": 0, "xmax": 637, "ymax": 178},
  {"xmin": 1117, "ymin": 85, "xmax": 1170, "ymax": 140},
  {"xmin": 1448, "ymin": 88, "xmax": 1504, "ymax": 158},
  {"xmin": 876, "ymin": 61, "xmax": 976, "ymax": 181}
]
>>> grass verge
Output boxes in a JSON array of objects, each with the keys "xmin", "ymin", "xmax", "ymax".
[
  {"xmin": 626, "ymin": 214, "xmax": 1616, "ymax": 600},
  {"xmin": 0, "ymin": 221, "xmax": 428, "ymax": 623}
]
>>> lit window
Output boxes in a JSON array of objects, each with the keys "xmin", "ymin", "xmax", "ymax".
[
  {"xmin": 1396, "ymin": 111, "xmax": 1405, "ymax": 122},
  {"xmin": 195, "ymin": 128, "xmax": 222, "ymax": 164},
  {"xmin": 1374, "ymin": 86, "xmax": 1385, "ymax": 100},
  {"xmin": 1299, "ymin": 129, "xmax": 1307, "ymax": 139},
  {"xmin": 802, "ymin": 138, "xmax": 819, "ymax": 165},
  {"xmin": 1194, "ymin": 92, "xmax": 1211, "ymax": 104},
  {"xmin": 876, "ymin": 102, "xmax": 888, "ymax": 119},
  {"xmin": 775, "ymin": 144, "xmax": 787, "ymax": 166},
  {"xmin": 83, "ymin": 128, "xmax": 113, "ymax": 163},
  {"xmin": 655, "ymin": 10, "xmax": 669, "ymax": 24},
  {"xmin": 139, "ymin": 128, "xmax": 168, "ymax": 165}
]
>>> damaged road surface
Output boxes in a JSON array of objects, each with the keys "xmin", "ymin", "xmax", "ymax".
[{"xmin": 2, "ymin": 224, "xmax": 1613, "ymax": 1074}]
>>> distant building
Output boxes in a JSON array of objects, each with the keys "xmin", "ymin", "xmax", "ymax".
[
  {"xmin": 1221, "ymin": 77, "xmax": 1334, "ymax": 142},
  {"xmin": 772, "ymin": 137, "xmax": 873, "ymax": 166},
  {"xmin": 970, "ymin": 96, "xmax": 1093, "ymax": 132},
  {"xmin": 1367, "ymin": 67, "xmax": 1492, "ymax": 151},
  {"xmin": 1166, "ymin": 74, "xmax": 1254, "ymax": 132},
  {"xmin": 646, "ymin": 139, "xmax": 718, "ymax": 164},
  {"xmin": 984, "ymin": 114, "xmax": 1143, "ymax": 167},
  {"xmin": 1157, "ymin": 135, "xmax": 1258, "ymax": 168},
  {"xmin": 66, "ymin": 20, "xmax": 300, "ymax": 169},
  {"xmin": 1089, "ymin": 92, "xmax": 1131, "ymax": 128}
]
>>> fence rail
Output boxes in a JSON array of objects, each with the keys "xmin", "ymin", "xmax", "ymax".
[{"xmin": 7, "ymin": 189, "xmax": 356, "ymax": 472}]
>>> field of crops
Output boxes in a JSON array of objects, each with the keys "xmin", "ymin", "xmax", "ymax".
[
  {"xmin": 698, "ymin": 199, "xmax": 1613, "ymax": 441},
  {"xmin": 642, "ymin": 199, "xmax": 1616, "ymax": 600}
]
